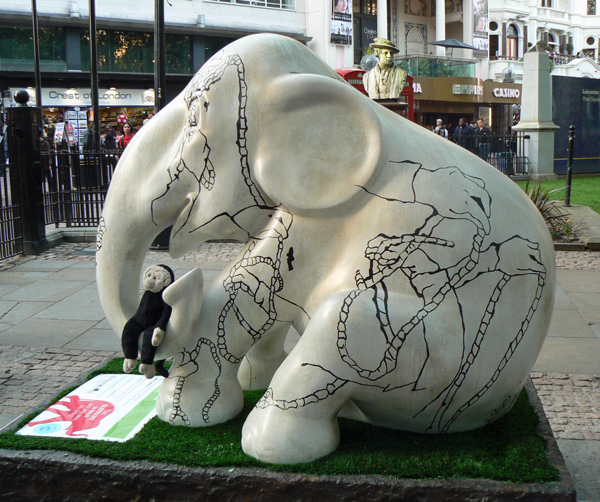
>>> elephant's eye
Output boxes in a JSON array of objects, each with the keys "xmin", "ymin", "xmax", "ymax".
[{"xmin": 204, "ymin": 101, "xmax": 210, "ymax": 112}]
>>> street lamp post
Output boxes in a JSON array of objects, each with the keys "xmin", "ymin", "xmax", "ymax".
[
  {"xmin": 150, "ymin": 0, "xmax": 169, "ymax": 249},
  {"xmin": 154, "ymin": 0, "xmax": 166, "ymax": 113},
  {"xmin": 89, "ymin": 0, "xmax": 100, "ymax": 150},
  {"xmin": 31, "ymin": 0, "xmax": 42, "ymax": 108}
]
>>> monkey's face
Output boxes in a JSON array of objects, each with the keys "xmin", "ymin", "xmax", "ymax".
[{"xmin": 143, "ymin": 265, "xmax": 173, "ymax": 293}]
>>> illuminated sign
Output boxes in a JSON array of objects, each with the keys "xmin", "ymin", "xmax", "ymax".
[{"xmin": 493, "ymin": 87, "xmax": 521, "ymax": 98}]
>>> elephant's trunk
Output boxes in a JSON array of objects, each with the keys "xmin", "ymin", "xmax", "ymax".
[{"xmin": 96, "ymin": 100, "xmax": 188, "ymax": 337}]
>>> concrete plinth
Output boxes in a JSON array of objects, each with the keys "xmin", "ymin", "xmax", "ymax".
[{"xmin": 0, "ymin": 381, "xmax": 576, "ymax": 502}]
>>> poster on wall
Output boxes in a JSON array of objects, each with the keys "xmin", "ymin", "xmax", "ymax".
[
  {"xmin": 53, "ymin": 122, "xmax": 65, "ymax": 144},
  {"xmin": 473, "ymin": 0, "xmax": 489, "ymax": 51},
  {"xmin": 331, "ymin": 0, "xmax": 353, "ymax": 46}
]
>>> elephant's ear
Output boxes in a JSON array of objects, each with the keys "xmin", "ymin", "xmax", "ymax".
[{"xmin": 252, "ymin": 73, "xmax": 384, "ymax": 213}]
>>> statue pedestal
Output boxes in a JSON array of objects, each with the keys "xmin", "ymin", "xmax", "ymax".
[
  {"xmin": 375, "ymin": 99, "xmax": 409, "ymax": 117},
  {"xmin": 512, "ymin": 50, "xmax": 559, "ymax": 178}
]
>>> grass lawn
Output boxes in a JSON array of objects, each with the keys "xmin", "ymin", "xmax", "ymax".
[
  {"xmin": 0, "ymin": 358, "xmax": 559, "ymax": 484},
  {"xmin": 515, "ymin": 176, "xmax": 600, "ymax": 214}
]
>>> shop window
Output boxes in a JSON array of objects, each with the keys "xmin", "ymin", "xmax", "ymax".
[
  {"xmin": 0, "ymin": 26, "xmax": 66, "ymax": 72},
  {"xmin": 205, "ymin": 37, "xmax": 236, "ymax": 61},
  {"xmin": 363, "ymin": 0, "xmax": 377, "ymax": 15},
  {"xmin": 81, "ymin": 30, "xmax": 192, "ymax": 75},
  {"xmin": 507, "ymin": 24, "xmax": 518, "ymax": 59},
  {"xmin": 209, "ymin": 0, "xmax": 295, "ymax": 9}
]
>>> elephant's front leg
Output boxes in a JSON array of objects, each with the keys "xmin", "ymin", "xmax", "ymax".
[
  {"xmin": 156, "ymin": 336, "xmax": 244, "ymax": 426},
  {"xmin": 155, "ymin": 285, "xmax": 246, "ymax": 427},
  {"xmin": 241, "ymin": 296, "xmax": 358, "ymax": 464}
]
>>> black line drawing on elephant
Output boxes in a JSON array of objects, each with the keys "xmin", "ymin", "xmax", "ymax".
[
  {"xmin": 167, "ymin": 208, "xmax": 309, "ymax": 424},
  {"xmin": 150, "ymin": 52, "xmax": 269, "ymax": 241},
  {"xmin": 169, "ymin": 337, "xmax": 222, "ymax": 425},
  {"xmin": 256, "ymin": 162, "xmax": 546, "ymax": 434}
]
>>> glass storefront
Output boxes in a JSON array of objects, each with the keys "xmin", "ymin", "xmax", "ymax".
[
  {"xmin": 80, "ymin": 30, "xmax": 193, "ymax": 75},
  {"xmin": 0, "ymin": 26, "xmax": 67, "ymax": 72}
]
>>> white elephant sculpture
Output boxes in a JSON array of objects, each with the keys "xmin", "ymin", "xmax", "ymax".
[{"xmin": 96, "ymin": 34, "xmax": 555, "ymax": 464}]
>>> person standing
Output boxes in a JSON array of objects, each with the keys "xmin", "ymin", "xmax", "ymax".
[
  {"xmin": 474, "ymin": 118, "xmax": 492, "ymax": 160},
  {"xmin": 433, "ymin": 119, "xmax": 448, "ymax": 139},
  {"xmin": 454, "ymin": 117, "xmax": 474, "ymax": 152},
  {"xmin": 118, "ymin": 122, "xmax": 135, "ymax": 151},
  {"xmin": 82, "ymin": 121, "xmax": 94, "ymax": 152},
  {"xmin": 103, "ymin": 124, "xmax": 117, "ymax": 151}
]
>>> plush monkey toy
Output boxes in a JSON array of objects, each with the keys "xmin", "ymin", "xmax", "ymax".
[{"xmin": 122, "ymin": 264, "xmax": 174, "ymax": 379}]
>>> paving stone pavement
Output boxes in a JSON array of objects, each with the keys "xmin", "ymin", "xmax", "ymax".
[
  {"xmin": 531, "ymin": 372, "xmax": 600, "ymax": 441},
  {"xmin": 0, "ymin": 345, "xmax": 119, "ymax": 430}
]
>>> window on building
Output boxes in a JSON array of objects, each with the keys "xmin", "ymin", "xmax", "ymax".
[
  {"xmin": 205, "ymin": 37, "xmax": 236, "ymax": 61},
  {"xmin": 541, "ymin": 0, "xmax": 552, "ymax": 7},
  {"xmin": 507, "ymin": 24, "xmax": 518, "ymax": 59},
  {"xmin": 363, "ymin": 0, "xmax": 377, "ymax": 16},
  {"xmin": 489, "ymin": 34, "xmax": 499, "ymax": 59},
  {"xmin": 210, "ymin": 0, "xmax": 295, "ymax": 9},
  {"xmin": 588, "ymin": 0, "xmax": 596, "ymax": 15},
  {"xmin": 81, "ymin": 30, "xmax": 192, "ymax": 75},
  {"xmin": 0, "ymin": 26, "xmax": 66, "ymax": 72}
]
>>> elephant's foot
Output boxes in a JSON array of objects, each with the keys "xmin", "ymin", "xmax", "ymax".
[
  {"xmin": 156, "ymin": 376, "xmax": 244, "ymax": 427},
  {"xmin": 242, "ymin": 404, "xmax": 340, "ymax": 464}
]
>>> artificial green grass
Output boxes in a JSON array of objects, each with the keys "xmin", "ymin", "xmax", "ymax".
[
  {"xmin": 0, "ymin": 358, "xmax": 559, "ymax": 484},
  {"xmin": 515, "ymin": 176, "xmax": 600, "ymax": 215}
]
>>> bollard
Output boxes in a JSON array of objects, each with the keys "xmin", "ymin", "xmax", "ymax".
[{"xmin": 565, "ymin": 125, "xmax": 575, "ymax": 207}]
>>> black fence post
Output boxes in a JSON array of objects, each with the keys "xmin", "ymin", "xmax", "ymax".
[
  {"xmin": 565, "ymin": 125, "xmax": 575, "ymax": 207},
  {"xmin": 7, "ymin": 92, "xmax": 49, "ymax": 255}
]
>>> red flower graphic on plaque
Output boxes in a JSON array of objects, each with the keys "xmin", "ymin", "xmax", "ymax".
[{"xmin": 29, "ymin": 395, "xmax": 115, "ymax": 437}]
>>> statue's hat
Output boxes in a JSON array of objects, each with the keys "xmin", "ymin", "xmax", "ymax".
[{"xmin": 369, "ymin": 38, "xmax": 399, "ymax": 54}]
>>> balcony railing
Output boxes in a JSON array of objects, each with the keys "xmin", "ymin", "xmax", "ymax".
[{"xmin": 395, "ymin": 55, "xmax": 476, "ymax": 78}]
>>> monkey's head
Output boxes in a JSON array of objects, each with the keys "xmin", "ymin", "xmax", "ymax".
[{"xmin": 143, "ymin": 264, "xmax": 175, "ymax": 293}]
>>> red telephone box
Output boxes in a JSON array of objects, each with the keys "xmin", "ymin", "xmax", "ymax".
[{"xmin": 336, "ymin": 68, "xmax": 414, "ymax": 122}]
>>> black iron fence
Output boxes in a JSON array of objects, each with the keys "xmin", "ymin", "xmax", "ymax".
[
  {"xmin": 0, "ymin": 111, "xmax": 24, "ymax": 259},
  {"xmin": 0, "ymin": 157, "xmax": 23, "ymax": 259},
  {"xmin": 42, "ymin": 148, "xmax": 118, "ymax": 228},
  {"xmin": 448, "ymin": 131, "xmax": 530, "ymax": 176},
  {"xmin": 0, "ymin": 111, "xmax": 119, "ymax": 261}
]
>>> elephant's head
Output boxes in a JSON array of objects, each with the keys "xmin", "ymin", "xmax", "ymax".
[{"xmin": 96, "ymin": 34, "xmax": 385, "ymax": 338}]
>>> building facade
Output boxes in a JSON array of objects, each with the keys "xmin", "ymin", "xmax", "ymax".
[{"xmin": 488, "ymin": 0, "xmax": 600, "ymax": 82}]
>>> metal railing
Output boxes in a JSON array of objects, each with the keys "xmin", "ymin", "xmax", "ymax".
[
  {"xmin": 0, "ymin": 158, "xmax": 23, "ymax": 259},
  {"xmin": 41, "ymin": 148, "xmax": 119, "ymax": 228},
  {"xmin": 448, "ymin": 131, "xmax": 530, "ymax": 176}
]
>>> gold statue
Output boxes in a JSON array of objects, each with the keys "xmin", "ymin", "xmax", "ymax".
[{"xmin": 363, "ymin": 38, "xmax": 408, "ymax": 100}]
